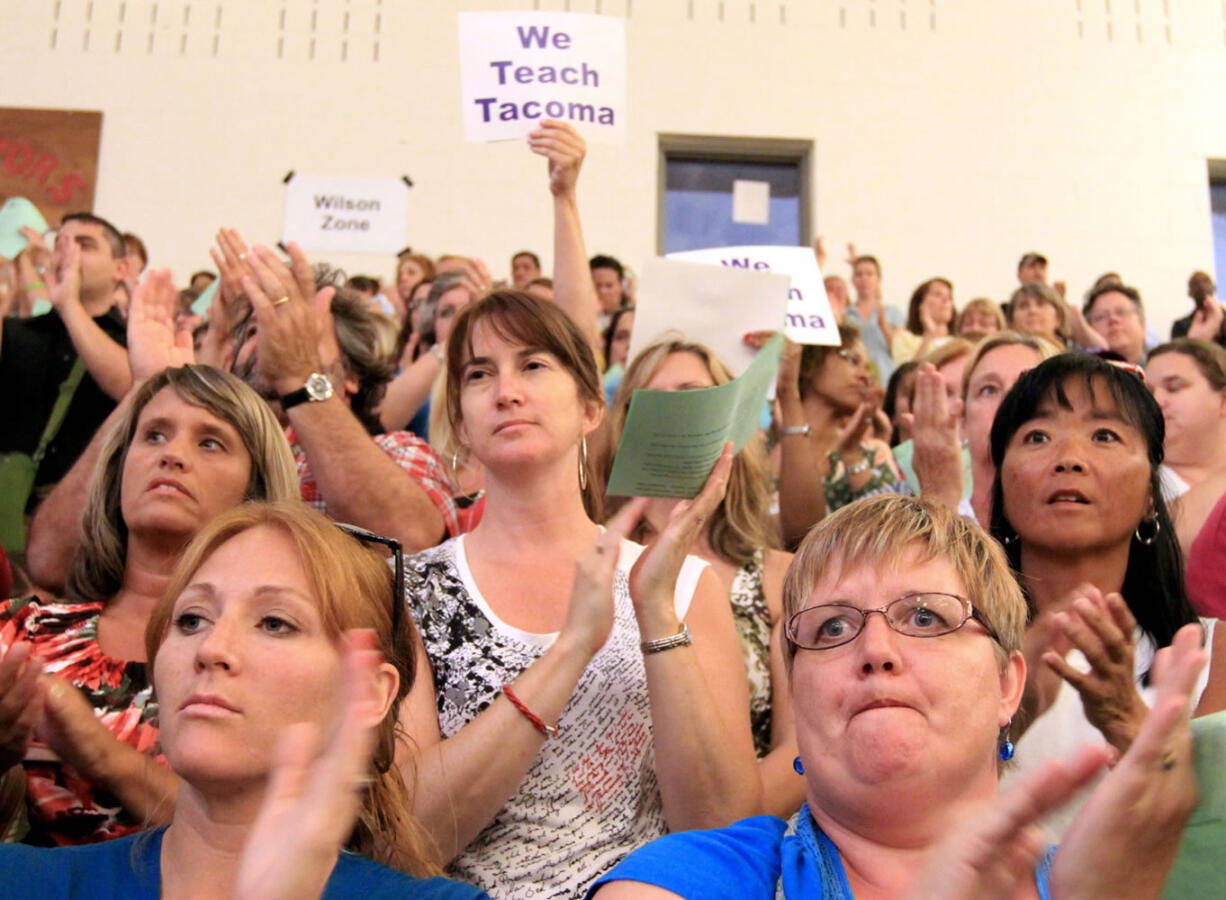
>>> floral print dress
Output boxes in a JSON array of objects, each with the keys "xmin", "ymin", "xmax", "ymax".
[{"xmin": 0, "ymin": 596, "xmax": 162, "ymax": 845}]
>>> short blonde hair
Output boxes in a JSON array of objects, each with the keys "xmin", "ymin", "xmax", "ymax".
[
  {"xmin": 958, "ymin": 297, "xmax": 1007, "ymax": 336},
  {"xmin": 959, "ymin": 330, "xmax": 1063, "ymax": 402},
  {"xmin": 781, "ymin": 495, "xmax": 1026, "ymax": 670}
]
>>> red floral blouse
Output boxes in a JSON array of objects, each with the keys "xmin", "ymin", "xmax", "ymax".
[{"xmin": 0, "ymin": 596, "xmax": 163, "ymax": 846}]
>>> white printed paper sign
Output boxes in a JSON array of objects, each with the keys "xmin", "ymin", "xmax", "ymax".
[
  {"xmin": 668, "ymin": 245, "xmax": 839, "ymax": 346},
  {"xmin": 282, "ymin": 174, "xmax": 409, "ymax": 255},
  {"xmin": 458, "ymin": 11, "xmax": 626, "ymax": 143},
  {"xmin": 630, "ymin": 258, "xmax": 791, "ymax": 377}
]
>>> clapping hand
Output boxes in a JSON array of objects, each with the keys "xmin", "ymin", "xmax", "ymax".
[
  {"xmin": 240, "ymin": 242, "xmax": 338, "ymax": 397},
  {"xmin": 1053, "ymin": 622, "xmax": 1207, "ymax": 898},
  {"xmin": 904, "ymin": 363, "xmax": 964, "ymax": 509},
  {"xmin": 1188, "ymin": 301, "xmax": 1224, "ymax": 342},
  {"xmin": 235, "ymin": 631, "xmax": 391, "ymax": 900},
  {"xmin": 562, "ymin": 496, "xmax": 651, "ymax": 659},
  {"xmin": 127, "ymin": 269, "xmax": 195, "ymax": 383},
  {"xmin": 1043, "ymin": 586, "xmax": 1146, "ymax": 754},
  {"xmin": 628, "ymin": 444, "xmax": 733, "ymax": 638},
  {"xmin": 0, "ymin": 642, "xmax": 43, "ymax": 771}
]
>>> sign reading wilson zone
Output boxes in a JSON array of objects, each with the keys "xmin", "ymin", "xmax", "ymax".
[
  {"xmin": 458, "ymin": 12, "xmax": 626, "ymax": 143},
  {"xmin": 282, "ymin": 174, "xmax": 408, "ymax": 255}
]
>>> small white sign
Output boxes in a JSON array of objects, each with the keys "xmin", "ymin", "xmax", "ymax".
[
  {"xmin": 668, "ymin": 245, "xmax": 839, "ymax": 346},
  {"xmin": 458, "ymin": 11, "xmax": 626, "ymax": 143},
  {"xmin": 731, "ymin": 180, "xmax": 770, "ymax": 225},
  {"xmin": 630, "ymin": 258, "xmax": 792, "ymax": 377},
  {"xmin": 282, "ymin": 174, "xmax": 409, "ymax": 255}
]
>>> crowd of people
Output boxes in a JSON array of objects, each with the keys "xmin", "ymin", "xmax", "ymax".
[{"xmin": 0, "ymin": 118, "xmax": 1223, "ymax": 898}]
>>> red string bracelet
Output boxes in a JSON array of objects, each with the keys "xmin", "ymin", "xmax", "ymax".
[{"xmin": 501, "ymin": 685, "xmax": 559, "ymax": 738}]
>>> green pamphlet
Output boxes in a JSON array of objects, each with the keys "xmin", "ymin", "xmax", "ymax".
[{"xmin": 606, "ymin": 333, "xmax": 783, "ymax": 499}]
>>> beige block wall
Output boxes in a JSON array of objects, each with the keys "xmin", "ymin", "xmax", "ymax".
[{"xmin": 3, "ymin": 0, "xmax": 1225, "ymax": 333}]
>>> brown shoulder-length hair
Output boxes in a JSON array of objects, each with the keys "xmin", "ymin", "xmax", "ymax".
[
  {"xmin": 445, "ymin": 290, "xmax": 605, "ymax": 520},
  {"xmin": 145, "ymin": 501, "xmax": 439, "ymax": 876},
  {"xmin": 605, "ymin": 340, "xmax": 777, "ymax": 565},
  {"xmin": 905, "ymin": 278, "xmax": 957, "ymax": 336},
  {"xmin": 66, "ymin": 365, "xmax": 300, "ymax": 605}
]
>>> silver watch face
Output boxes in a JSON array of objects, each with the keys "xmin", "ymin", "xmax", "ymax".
[{"xmin": 305, "ymin": 372, "xmax": 334, "ymax": 402}]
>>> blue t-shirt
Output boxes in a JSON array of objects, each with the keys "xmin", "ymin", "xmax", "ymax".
[
  {"xmin": 587, "ymin": 808, "xmax": 1054, "ymax": 899},
  {"xmin": 0, "ymin": 827, "xmax": 488, "ymax": 900}
]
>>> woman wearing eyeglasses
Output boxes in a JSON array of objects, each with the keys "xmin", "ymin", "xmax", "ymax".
[
  {"xmin": 775, "ymin": 323, "xmax": 909, "ymax": 548},
  {"xmin": 988, "ymin": 353, "xmax": 1226, "ymax": 833},
  {"xmin": 590, "ymin": 494, "xmax": 1206, "ymax": 899},
  {"xmin": 396, "ymin": 291, "xmax": 759, "ymax": 899}
]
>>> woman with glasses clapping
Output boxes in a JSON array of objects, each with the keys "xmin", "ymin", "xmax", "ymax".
[{"xmin": 591, "ymin": 494, "xmax": 1207, "ymax": 899}]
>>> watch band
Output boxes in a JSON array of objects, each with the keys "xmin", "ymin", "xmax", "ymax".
[{"xmin": 279, "ymin": 386, "xmax": 313, "ymax": 410}]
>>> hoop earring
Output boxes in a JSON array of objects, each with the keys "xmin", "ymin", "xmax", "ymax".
[
  {"xmin": 1135, "ymin": 515, "xmax": 1160, "ymax": 546},
  {"xmin": 450, "ymin": 449, "xmax": 462, "ymax": 481},
  {"xmin": 578, "ymin": 436, "xmax": 589, "ymax": 492}
]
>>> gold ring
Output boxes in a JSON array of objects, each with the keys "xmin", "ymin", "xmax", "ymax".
[{"xmin": 272, "ymin": 296, "xmax": 290, "ymax": 306}]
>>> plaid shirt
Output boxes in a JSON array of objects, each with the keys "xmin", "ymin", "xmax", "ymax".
[{"xmin": 286, "ymin": 427, "xmax": 463, "ymax": 538}]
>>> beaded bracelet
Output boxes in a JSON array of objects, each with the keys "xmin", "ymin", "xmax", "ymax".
[{"xmin": 502, "ymin": 684, "xmax": 559, "ymax": 738}]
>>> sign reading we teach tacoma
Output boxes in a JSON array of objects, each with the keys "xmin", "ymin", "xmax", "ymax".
[{"xmin": 458, "ymin": 11, "xmax": 626, "ymax": 143}]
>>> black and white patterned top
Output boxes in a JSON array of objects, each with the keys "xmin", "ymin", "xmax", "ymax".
[{"xmin": 405, "ymin": 535, "xmax": 707, "ymax": 900}]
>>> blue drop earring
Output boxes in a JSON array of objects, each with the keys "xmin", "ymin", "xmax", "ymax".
[
  {"xmin": 793, "ymin": 756, "xmax": 805, "ymax": 775},
  {"xmin": 999, "ymin": 718, "xmax": 1015, "ymax": 761}
]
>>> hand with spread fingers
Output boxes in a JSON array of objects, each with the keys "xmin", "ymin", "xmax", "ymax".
[
  {"xmin": 628, "ymin": 444, "xmax": 733, "ymax": 638},
  {"xmin": 240, "ymin": 242, "xmax": 338, "ymax": 398},
  {"xmin": 127, "ymin": 268, "xmax": 195, "ymax": 382},
  {"xmin": 904, "ymin": 746, "xmax": 1109, "ymax": 900},
  {"xmin": 236, "ymin": 630, "xmax": 387, "ymax": 900},
  {"xmin": 1043, "ymin": 585, "xmax": 1147, "ymax": 754},
  {"xmin": 1052, "ymin": 622, "xmax": 1207, "ymax": 898}
]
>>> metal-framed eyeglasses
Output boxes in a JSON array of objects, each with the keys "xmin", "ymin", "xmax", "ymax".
[{"xmin": 785, "ymin": 592, "xmax": 1002, "ymax": 651}]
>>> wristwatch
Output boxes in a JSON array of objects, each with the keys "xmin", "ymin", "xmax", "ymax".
[{"xmin": 280, "ymin": 372, "xmax": 334, "ymax": 409}]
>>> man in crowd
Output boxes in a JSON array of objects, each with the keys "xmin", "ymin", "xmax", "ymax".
[
  {"xmin": 1171, "ymin": 270, "xmax": 1226, "ymax": 347},
  {"xmin": 1017, "ymin": 251, "xmax": 1048, "ymax": 285},
  {"xmin": 1084, "ymin": 282, "xmax": 1148, "ymax": 364},
  {"xmin": 590, "ymin": 253, "xmax": 626, "ymax": 325},
  {"xmin": 511, "ymin": 250, "xmax": 542, "ymax": 289},
  {"xmin": 843, "ymin": 253, "xmax": 904, "ymax": 382},
  {"xmin": 0, "ymin": 213, "xmax": 130, "ymax": 493},
  {"xmin": 24, "ymin": 244, "xmax": 459, "ymax": 593}
]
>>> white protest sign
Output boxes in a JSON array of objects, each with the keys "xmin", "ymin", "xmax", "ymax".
[
  {"xmin": 458, "ymin": 11, "xmax": 626, "ymax": 143},
  {"xmin": 282, "ymin": 174, "xmax": 408, "ymax": 255},
  {"xmin": 629, "ymin": 258, "xmax": 791, "ymax": 376},
  {"xmin": 668, "ymin": 245, "xmax": 839, "ymax": 346}
]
